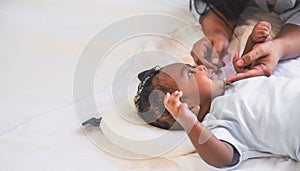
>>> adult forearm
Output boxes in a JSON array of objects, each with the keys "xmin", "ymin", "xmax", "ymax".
[
  {"xmin": 274, "ymin": 24, "xmax": 300, "ymax": 60},
  {"xmin": 200, "ymin": 9, "xmax": 235, "ymax": 42}
]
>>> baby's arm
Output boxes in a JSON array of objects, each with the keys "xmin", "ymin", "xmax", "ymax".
[
  {"xmin": 243, "ymin": 21, "xmax": 271, "ymax": 56},
  {"xmin": 164, "ymin": 91, "xmax": 234, "ymax": 167}
]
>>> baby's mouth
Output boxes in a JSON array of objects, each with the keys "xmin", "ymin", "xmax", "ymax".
[
  {"xmin": 209, "ymin": 69, "xmax": 217, "ymax": 79},
  {"xmin": 209, "ymin": 69, "xmax": 223, "ymax": 79}
]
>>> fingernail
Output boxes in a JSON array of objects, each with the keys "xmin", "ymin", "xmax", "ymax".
[
  {"xmin": 234, "ymin": 52, "xmax": 239, "ymax": 59},
  {"xmin": 225, "ymin": 77, "xmax": 231, "ymax": 84},
  {"xmin": 212, "ymin": 58, "xmax": 219, "ymax": 65},
  {"xmin": 237, "ymin": 59, "xmax": 244, "ymax": 66}
]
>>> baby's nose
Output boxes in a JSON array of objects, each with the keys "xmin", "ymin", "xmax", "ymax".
[{"xmin": 196, "ymin": 65, "xmax": 207, "ymax": 71}]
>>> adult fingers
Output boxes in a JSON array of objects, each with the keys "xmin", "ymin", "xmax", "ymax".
[
  {"xmin": 212, "ymin": 39, "xmax": 227, "ymax": 58},
  {"xmin": 221, "ymin": 60, "xmax": 226, "ymax": 67},
  {"xmin": 191, "ymin": 49, "xmax": 218, "ymax": 70},
  {"xmin": 190, "ymin": 50, "xmax": 203, "ymax": 65},
  {"xmin": 211, "ymin": 55, "xmax": 222, "ymax": 68},
  {"xmin": 236, "ymin": 44, "xmax": 267, "ymax": 67},
  {"xmin": 191, "ymin": 38, "xmax": 220, "ymax": 70},
  {"xmin": 191, "ymin": 38, "xmax": 210, "ymax": 65},
  {"xmin": 202, "ymin": 41, "xmax": 220, "ymax": 70},
  {"xmin": 226, "ymin": 66, "xmax": 265, "ymax": 83},
  {"xmin": 211, "ymin": 40, "xmax": 228, "ymax": 69},
  {"xmin": 190, "ymin": 50, "xmax": 217, "ymax": 70},
  {"xmin": 200, "ymin": 58, "xmax": 219, "ymax": 71},
  {"xmin": 232, "ymin": 52, "xmax": 245, "ymax": 73}
]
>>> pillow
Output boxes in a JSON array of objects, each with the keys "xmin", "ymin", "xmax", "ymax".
[{"xmin": 100, "ymin": 97, "xmax": 195, "ymax": 157}]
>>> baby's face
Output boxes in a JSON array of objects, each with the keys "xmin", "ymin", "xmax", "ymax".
[{"xmin": 160, "ymin": 63, "xmax": 214, "ymax": 109}]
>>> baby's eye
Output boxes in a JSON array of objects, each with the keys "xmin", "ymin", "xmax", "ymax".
[{"xmin": 187, "ymin": 70, "xmax": 194, "ymax": 77}]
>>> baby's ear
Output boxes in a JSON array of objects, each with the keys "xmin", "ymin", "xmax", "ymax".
[
  {"xmin": 149, "ymin": 90, "xmax": 165, "ymax": 104},
  {"xmin": 148, "ymin": 90, "xmax": 166, "ymax": 117},
  {"xmin": 189, "ymin": 105, "xmax": 200, "ymax": 115}
]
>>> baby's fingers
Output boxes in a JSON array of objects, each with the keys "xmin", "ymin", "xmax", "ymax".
[
  {"xmin": 164, "ymin": 92, "xmax": 171, "ymax": 107},
  {"xmin": 173, "ymin": 91, "xmax": 183, "ymax": 106},
  {"xmin": 164, "ymin": 91, "xmax": 183, "ymax": 107},
  {"xmin": 190, "ymin": 105, "xmax": 200, "ymax": 115},
  {"xmin": 164, "ymin": 91, "xmax": 183, "ymax": 117}
]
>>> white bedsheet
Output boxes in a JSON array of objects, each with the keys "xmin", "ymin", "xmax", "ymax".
[{"xmin": 1, "ymin": 0, "xmax": 300, "ymax": 170}]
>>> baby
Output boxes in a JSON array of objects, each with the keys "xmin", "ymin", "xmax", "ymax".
[{"xmin": 134, "ymin": 21, "xmax": 300, "ymax": 168}]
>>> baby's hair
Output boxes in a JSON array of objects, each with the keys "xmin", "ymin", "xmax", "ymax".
[{"xmin": 134, "ymin": 66, "xmax": 183, "ymax": 130}]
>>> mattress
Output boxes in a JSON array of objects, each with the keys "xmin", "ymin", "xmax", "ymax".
[{"xmin": 0, "ymin": 0, "xmax": 299, "ymax": 170}]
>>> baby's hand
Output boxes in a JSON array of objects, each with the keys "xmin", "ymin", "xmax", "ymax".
[
  {"xmin": 164, "ymin": 91, "xmax": 183, "ymax": 119},
  {"xmin": 250, "ymin": 21, "xmax": 271, "ymax": 43},
  {"xmin": 164, "ymin": 91, "xmax": 199, "ymax": 132}
]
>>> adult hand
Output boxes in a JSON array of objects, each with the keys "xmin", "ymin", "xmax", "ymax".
[
  {"xmin": 191, "ymin": 35, "xmax": 228, "ymax": 71},
  {"xmin": 226, "ymin": 40, "xmax": 281, "ymax": 83}
]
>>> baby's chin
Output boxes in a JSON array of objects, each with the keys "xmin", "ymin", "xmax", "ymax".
[{"xmin": 210, "ymin": 77, "xmax": 225, "ymax": 98}]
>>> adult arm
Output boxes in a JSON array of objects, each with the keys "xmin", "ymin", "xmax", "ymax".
[{"xmin": 191, "ymin": 9, "xmax": 236, "ymax": 70}]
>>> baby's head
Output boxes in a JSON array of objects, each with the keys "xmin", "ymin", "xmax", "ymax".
[
  {"xmin": 134, "ymin": 63, "xmax": 224, "ymax": 130},
  {"xmin": 134, "ymin": 65, "xmax": 180, "ymax": 129}
]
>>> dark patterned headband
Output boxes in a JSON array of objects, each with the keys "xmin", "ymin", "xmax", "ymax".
[{"xmin": 137, "ymin": 66, "xmax": 160, "ymax": 82}]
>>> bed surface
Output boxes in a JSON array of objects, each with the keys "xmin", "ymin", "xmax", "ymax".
[{"xmin": 1, "ymin": 0, "xmax": 300, "ymax": 170}]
